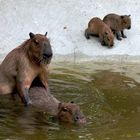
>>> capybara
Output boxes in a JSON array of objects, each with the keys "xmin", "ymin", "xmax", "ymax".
[
  {"xmin": 103, "ymin": 13, "xmax": 131, "ymax": 40},
  {"xmin": 0, "ymin": 32, "xmax": 53, "ymax": 105},
  {"xmin": 28, "ymin": 87, "xmax": 86, "ymax": 124},
  {"xmin": 85, "ymin": 17, "xmax": 114, "ymax": 47}
]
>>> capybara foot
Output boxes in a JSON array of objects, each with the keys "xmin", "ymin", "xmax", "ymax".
[
  {"xmin": 85, "ymin": 29, "xmax": 90, "ymax": 39},
  {"xmin": 122, "ymin": 35, "xmax": 127, "ymax": 38},
  {"xmin": 117, "ymin": 37, "xmax": 122, "ymax": 40}
]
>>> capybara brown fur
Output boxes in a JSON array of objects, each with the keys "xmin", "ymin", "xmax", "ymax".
[
  {"xmin": 28, "ymin": 87, "xmax": 86, "ymax": 124},
  {"xmin": 85, "ymin": 17, "xmax": 114, "ymax": 47},
  {"xmin": 103, "ymin": 13, "xmax": 131, "ymax": 40},
  {"xmin": 0, "ymin": 32, "xmax": 53, "ymax": 105}
]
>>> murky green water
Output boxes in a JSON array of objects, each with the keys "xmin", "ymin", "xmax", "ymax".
[{"xmin": 0, "ymin": 62, "xmax": 140, "ymax": 140}]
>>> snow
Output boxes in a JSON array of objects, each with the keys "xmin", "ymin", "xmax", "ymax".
[{"xmin": 0, "ymin": 0, "xmax": 140, "ymax": 62}]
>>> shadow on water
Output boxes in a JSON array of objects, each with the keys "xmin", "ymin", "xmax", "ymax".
[{"xmin": 0, "ymin": 62, "xmax": 140, "ymax": 140}]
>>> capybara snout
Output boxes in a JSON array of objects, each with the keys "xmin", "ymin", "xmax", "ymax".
[
  {"xmin": 121, "ymin": 15, "xmax": 131, "ymax": 30},
  {"xmin": 29, "ymin": 32, "xmax": 53, "ymax": 64},
  {"xmin": 58, "ymin": 102, "xmax": 86, "ymax": 124},
  {"xmin": 103, "ymin": 32, "xmax": 114, "ymax": 47}
]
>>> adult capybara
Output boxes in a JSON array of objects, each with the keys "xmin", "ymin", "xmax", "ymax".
[
  {"xmin": 103, "ymin": 13, "xmax": 131, "ymax": 40},
  {"xmin": 29, "ymin": 87, "xmax": 86, "ymax": 124},
  {"xmin": 85, "ymin": 17, "xmax": 114, "ymax": 47},
  {"xmin": 0, "ymin": 32, "xmax": 53, "ymax": 106}
]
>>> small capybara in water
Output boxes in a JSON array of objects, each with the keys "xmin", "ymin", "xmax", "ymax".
[
  {"xmin": 103, "ymin": 13, "xmax": 131, "ymax": 40},
  {"xmin": 0, "ymin": 32, "xmax": 53, "ymax": 106},
  {"xmin": 85, "ymin": 17, "xmax": 114, "ymax": 47},
  {"xmin": 28, "ymin": 87, "xmax": 86, "ymax": 124}
]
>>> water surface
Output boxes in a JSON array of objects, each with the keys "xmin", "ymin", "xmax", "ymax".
[{"xmin": 0, "ymin": 62, "xmax": 140, "ymax": 140}]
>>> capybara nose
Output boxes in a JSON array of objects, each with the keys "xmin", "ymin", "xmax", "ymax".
[
  {"xmin": 43, "ymin": 53, "xmax": 53, "ymax": 59},
  {"xmin": 128, "ymin": 26, "xmax": 131, "ymax": 29},
  {"xmin": 108, "ymin": 44, "xmax": 113, "ymax": 48}
]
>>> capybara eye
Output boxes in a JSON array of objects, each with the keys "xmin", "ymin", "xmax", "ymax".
[
  {"xmin": 71, "ymin": 101, "xmax": 74, "ymax": 104},
  {"xmin": 34, "ymin": 40, "xmax": 39, "ymax": 45},
  {"xmin": 63, "ymin": 107, "xmax": 68, "ymax": 112}
]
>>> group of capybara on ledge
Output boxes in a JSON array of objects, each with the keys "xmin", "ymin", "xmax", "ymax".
[
  {"xmin": 85, "ymin": 13, "xmax": 131, "ymax": 47},
  {"xmin": 0, "ymin": 13, "xmax": 131, "ymax": 125}
]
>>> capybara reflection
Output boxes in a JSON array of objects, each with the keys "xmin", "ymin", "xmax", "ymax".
[
  {"xmin": 29, "ymin": 87, "xmax": 86, "ymax": 124},
  {"xmin": 85, "ymin": 17, "xmax": 114, "ymax": 47},
  {"xmin": 0, "ymin": 32, "xmax": 52, "ymax": 105},
  {"xmin": 103, "ymin": 13, "xmax": 131, "ymax": 40}
]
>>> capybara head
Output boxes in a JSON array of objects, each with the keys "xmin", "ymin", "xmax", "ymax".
[
  {"xmin": 57, "ymin": 101, "xmax": 86, "ymax": 124},
  {"xmin": 103, "ymin": 31, "xmax": 114, "ymax": 47},
  {"xmin": 121, "ymin": 15, "xmax": 131, "ymax": 30},
  {"xmin": 28, "ymin": 32, "xmax": 53, "ymax": 65}
]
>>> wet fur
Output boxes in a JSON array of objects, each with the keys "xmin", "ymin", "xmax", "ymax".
[
  {"xmin": 0, "ymin": 33, "xmax": 52, "ymax": 105},
  {"xmin": 29, "ymin": 87, "xmax": 86, "ymax": 124}
]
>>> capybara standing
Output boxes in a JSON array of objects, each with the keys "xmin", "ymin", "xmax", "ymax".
[
  {"xmin": 103, "ymin": 13, "xmax": 131, "ymax": 40},
  {"xmin": 0, "ymin": 32, "xmax": 53, "ymax": 105},
  {"xmin": 85, "ymin": 17, "xmax": 114, "ymax": 47}
]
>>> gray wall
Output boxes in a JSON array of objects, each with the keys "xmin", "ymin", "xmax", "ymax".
[{"xmin": 0, "ymin": 0, "xmax": 140, "ymax": 62}]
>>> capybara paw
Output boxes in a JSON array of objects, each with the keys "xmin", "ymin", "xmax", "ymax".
[
  {"xmin": 122, "ymin": 35, "xmax": 127, "ymax": 38},
  {"xmin": 24, "ymin": 100, "xmax": 32, "ymax": 106},
  {"xmin": 86, "ymin": 36, "xmax": 90, "ymax": 39},
  {"xmin": 117, "ymin": 37, "xmax": 122, "ymax": 40},
  {"xmin": 85, "ymin": 32, "xmax": 90, "ymax": 39}
]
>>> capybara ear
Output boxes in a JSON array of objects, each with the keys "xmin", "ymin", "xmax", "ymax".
[
  {"xmin": 121, "ymin": 16, "xmax": 125, "ymax": 19},
  {"xmin": 128, "ymin": 15, "xmax": 131, "ymax": 17},
  {"xmin": 45, "ymin": 32, "xmax": 48, "ymax": 36},
  {"xmin": 29, "ymin": 32, "xmax": 35, "ymax": 39}
]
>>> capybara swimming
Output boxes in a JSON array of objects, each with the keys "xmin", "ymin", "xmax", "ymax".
[
  {"xmin": 103, "ymin": 13, "xmax": 131, "ymax": 40},
  {"xmin": 29, "ymin": 87, "xmax": 86, "ymax": 124},
  {"xmin": 0, "ymin": 32, "xmax": 53, "ymax": 105},
  {"xmin": 85, "ymin": 17, "xmax": 114, "ymax": 47}
]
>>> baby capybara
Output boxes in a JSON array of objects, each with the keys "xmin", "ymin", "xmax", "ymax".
[
  {"xmin": 0, "ymin": 32, "xmax": 53, "ymax": 106},
  {"xmin": 29, "ymin": 87, "xmax": 86, "ymax": 124},
  {"xmin": 103, "ymin": 13, "xmax": 131, "ymax": 40},
  {"xmin": 85, "ymin": 17, "xmax": 114, "ymax": 47}
]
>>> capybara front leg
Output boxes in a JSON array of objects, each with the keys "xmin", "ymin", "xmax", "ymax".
[
  {"xmin": 85, "ymin": 29, "xmax": 90, "ymax": 39},
  {"xmin": 121, "ymin": 30, "xmax": 127, "ymax": 38},
  {"xmin": 39, "ymin": 72, "xmax": 48, "ymax": 90},
  {"xmin": 16, "ymin": 82, "xmax": 31, "ymax": 106},
  {"xmin": 116, "ymin": 31, "xmax": 122, "ymax": 40}
]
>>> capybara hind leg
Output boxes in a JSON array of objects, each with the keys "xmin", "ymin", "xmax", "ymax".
[
  {"xmin": 85, "ymin": 29, "xmax": 90, "ymax": 39},
  {"xmin": 121, "ymin": 30, "xmax": 127, "ymax": 38},
  {"xmin": 116, "ymin": 31, "xmax": 122, "ymax": 40},
  {"xmin": 0, "ymin": 84, "xmax": 13, "ymax": 95}
]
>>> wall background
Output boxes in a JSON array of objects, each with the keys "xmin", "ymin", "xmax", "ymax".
[{"xmin": 0, "ymin": 0, "xmax": 140, "ymax": 63}]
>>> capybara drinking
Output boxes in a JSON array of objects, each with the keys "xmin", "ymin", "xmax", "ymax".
[
  {"xmin": 29, "ymin": 87, "xmax": 86, "ymax": 124},
  {"xmin": 85, "ymin": 17, "xmax": 114, "ymax": 47},
  {"xmin": 103, "ymin": 13, "xmax": 131, "ymax": 40},
  {"xmin": 0, "ymin": 32, "xmax": 53, "ymax": 105}
]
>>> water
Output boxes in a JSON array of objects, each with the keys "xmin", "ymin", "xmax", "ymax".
[{"xmin": 0, "ymin": 62, "xmax": 140, "ymax": 140}]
